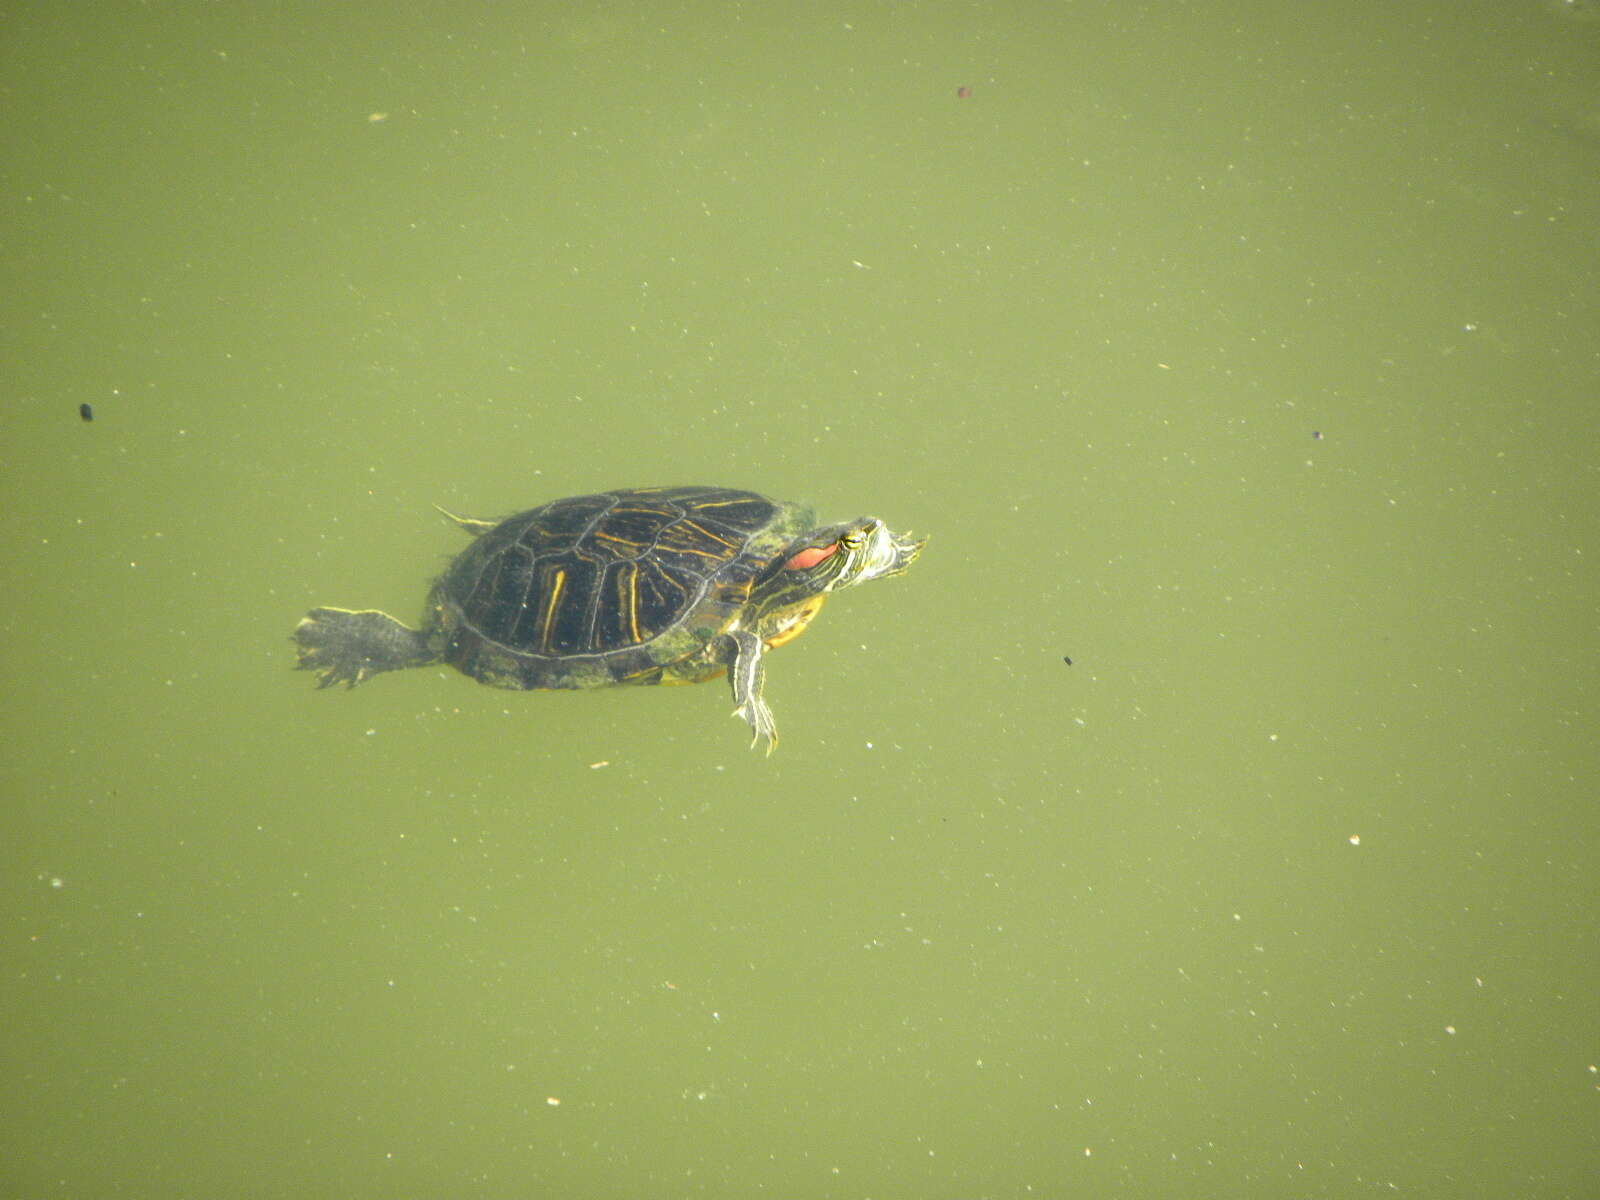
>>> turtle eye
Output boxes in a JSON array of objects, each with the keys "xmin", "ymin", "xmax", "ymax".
[{"xmin": 839, "ymin": 529, "xmax": 866, "ymax": 552}]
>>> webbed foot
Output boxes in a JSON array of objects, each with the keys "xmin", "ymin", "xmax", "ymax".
[{"xmin": 292, "ymin": 607, "xmax": 434, "ymax": 689}]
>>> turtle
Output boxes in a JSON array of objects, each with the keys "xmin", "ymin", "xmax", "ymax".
[{"xmin": 292, "ymin": 485, "xmax": 925, "ymax": 752}]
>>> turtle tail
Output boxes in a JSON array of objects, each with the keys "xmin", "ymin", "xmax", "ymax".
[{"xmin": 292, "ymin": 607, "xmax": 436, "ymax": 689}]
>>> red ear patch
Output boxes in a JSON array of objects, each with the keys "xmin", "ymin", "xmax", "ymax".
[{"xmin": 784, "ymin": 543, "xmax": 838, "ymax": 571}]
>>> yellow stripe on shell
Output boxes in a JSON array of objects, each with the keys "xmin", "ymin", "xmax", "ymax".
[
  {"xmin": 621, "ymin": 563, "xmax": 641, "ymax": 643},
  {"xmin": 675, "ymin": 519, "xmax": 741, "ymax": 550},
  {"xmin": 540, "ymin": 567, "xmax": 567, "ymax": 653}
]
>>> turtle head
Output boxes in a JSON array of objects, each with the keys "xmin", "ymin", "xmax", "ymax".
[
  {"xmin": 776, "ymin": 518, "xmax": 926, "ymax": 595},
  {"xmin": 746, "ymin": 516, "xmax": 925, "ymax": 651},
  {"xmin": 828, "ymin": 518, "xmax": 925, "ymax": 588}
]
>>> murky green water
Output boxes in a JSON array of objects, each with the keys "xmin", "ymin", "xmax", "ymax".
[{"xmin": 4, "ymin": 3, "xmax": 1597, "ymax": 1196}]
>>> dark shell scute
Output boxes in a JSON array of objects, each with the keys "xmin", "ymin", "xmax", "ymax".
[{"xmin": 443, "ymin": 487, "xmax": 785, "ymax": 660}]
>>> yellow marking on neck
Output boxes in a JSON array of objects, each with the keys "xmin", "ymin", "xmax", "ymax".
[{"xmin": 762, "ymin": 594, "xmax": 827, "ymax": 650}]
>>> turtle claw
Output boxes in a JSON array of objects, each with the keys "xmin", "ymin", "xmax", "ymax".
[{"xmin": 732, "ymin": 698, "xmax": 779, "ymax": 756}]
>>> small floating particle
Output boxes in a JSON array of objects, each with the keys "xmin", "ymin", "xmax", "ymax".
[
  {"xmin": 1062, "ymin": 655, "xmax": 1072, "ymax": 666},
  {"xmin": 1348, "ymin": 834, "xmax": 1361, "ymax": 845},
  {"xmin": 1312, "ymin": 430, "xmax": 1323, "ymax": 440},
  {"xmin": 368, "ymin": 112, "xmax": 390, "ymax": 123},
  {"xmin": 546, "ymin": 1096, "xmax": 561, "ymax": 1106},
  {"xmin": 79, "ymin": 403, "xmax": 94, "ymax": 422},
  {"xmin": 589, "ymin": 760, "xmax": 610, "ymax": 770},
  {"xmin": 956, "ymin": 86, "xmax": 970, "ymax": 99}
]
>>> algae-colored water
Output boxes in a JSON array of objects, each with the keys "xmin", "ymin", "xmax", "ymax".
[{"xmin": 4, "ymin": 3, "xmax": 1597, "ymax": 1196}]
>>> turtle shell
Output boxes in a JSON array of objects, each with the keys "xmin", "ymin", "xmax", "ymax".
[{"xmin": 429, "ymin": 486, "xmax": 815, "ymax": 690}]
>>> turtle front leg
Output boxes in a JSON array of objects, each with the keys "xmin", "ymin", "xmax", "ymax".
[{"xmin": 725, "ymin": 629, "xmax": 778, "ymax": 754}]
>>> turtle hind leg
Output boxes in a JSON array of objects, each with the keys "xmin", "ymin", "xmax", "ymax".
[{"xmin": 292, "ymin": 607, "xmax": 436, "ymax": 689}]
